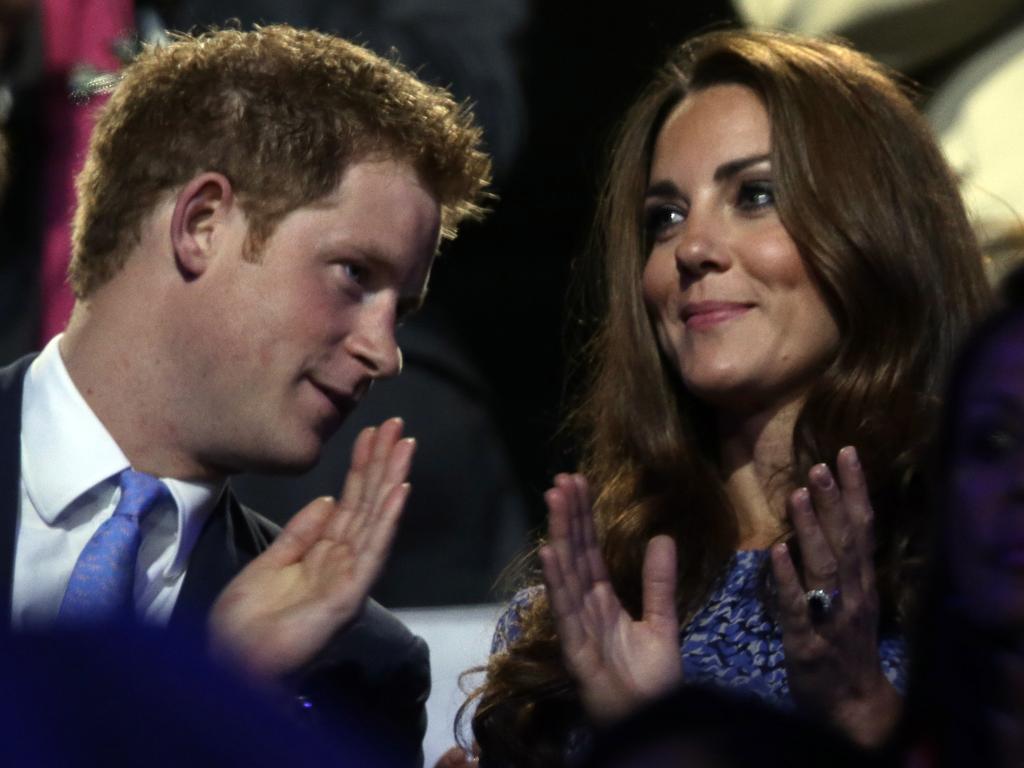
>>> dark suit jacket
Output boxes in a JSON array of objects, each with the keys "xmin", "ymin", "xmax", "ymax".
[{"xmin": 0, "ymin": 355, "xmax": 430, "ymax": 766}]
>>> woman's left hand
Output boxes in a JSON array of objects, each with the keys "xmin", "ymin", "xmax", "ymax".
[{"xmin": 770, "ymin": 445, "xmax": 902, "ymax": 747}]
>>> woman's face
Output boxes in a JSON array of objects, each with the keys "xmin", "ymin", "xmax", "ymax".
[
  {"xmin": 951, "ymin": 316, "xmax": 1024, "ymax": 629},
  {"xmin": 641, "ymin": 84, "xmax": 839, "ymax": 414}
]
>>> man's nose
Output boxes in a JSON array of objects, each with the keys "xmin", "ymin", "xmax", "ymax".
[{"xmin": 345, "ymin": 304, "xmax": 402, "ymax": 380}]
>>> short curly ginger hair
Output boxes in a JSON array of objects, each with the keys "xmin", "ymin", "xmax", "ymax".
[{"xmin": 69, "ymin": 24, "xmax": 492, "ymax": 298}]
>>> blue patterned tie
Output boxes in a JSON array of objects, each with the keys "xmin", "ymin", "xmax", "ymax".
[{"xmin": 57, "ymin": 469, "xmax": 170, "ymax": 623}]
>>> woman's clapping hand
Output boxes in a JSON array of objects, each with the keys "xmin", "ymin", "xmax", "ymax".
[
  {"xmin": 540, "ymin": 473, "xmax": 682, "ymax": 723},
  {"xmin": 770, "ymin": 446, "xmax": 902, "ymax": 746}
]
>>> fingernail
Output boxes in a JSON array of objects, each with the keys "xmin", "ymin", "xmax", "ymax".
[
  {"xmin": 810, "ymin": 464, "xmax": 833, "ymax": 490},
  {"xmin": 842, "ymin": 445, "xmax": 860, "ymax": 468}
]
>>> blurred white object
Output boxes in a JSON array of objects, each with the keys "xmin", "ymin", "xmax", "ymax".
[
  {"xmin": 928, "ymin": 21, "xmax": 1024, "ymax": 276},
  {"xmin": 733, "ymin": 0, "xmax": 1024, "ymax": 275},
  {"xmin": 395, "ymin": 604, "xmax": 504, "ymax": 766},
  {"xmin": 733, "ymin": 0, "xmax": 1020, "ymax": 70}
]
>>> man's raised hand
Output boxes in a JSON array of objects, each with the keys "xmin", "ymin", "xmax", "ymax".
[{"xmin": 209, "ymin": 417, "xmax": 414, "ymax": 678}]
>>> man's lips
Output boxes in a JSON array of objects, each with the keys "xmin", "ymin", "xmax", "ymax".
[
  {"xmin": 308, "ymin": 378, "xmax": 358, "ymax": 419},
  {"xmin": 681, "ymin": 301, "xmax": 754, "ymax": 329}
]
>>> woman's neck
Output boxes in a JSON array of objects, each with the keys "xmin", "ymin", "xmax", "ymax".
[{"xmin": 717, "ymin": 397, "xmax": 803, "ymax": 549}]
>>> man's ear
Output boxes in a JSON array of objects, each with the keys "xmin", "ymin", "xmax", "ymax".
[{"xmin": 170, "ymin": 172, "xmax": 237, "ymax": 279}]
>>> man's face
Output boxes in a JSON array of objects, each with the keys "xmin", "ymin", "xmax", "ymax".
[{"xmin": 181, "ymin": 159, "xmax": 440, "ymax": 475}]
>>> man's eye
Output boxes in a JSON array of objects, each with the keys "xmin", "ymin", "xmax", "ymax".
[
  {"xmin": 644, "ymin": 205, "xmax": 685, "ymax": 239},
  {"xmin": 737, "ymin": 181, "xmax": 775, "ymax": 211},
  {"xmin": 338, "ymin": 262, "xmax": 367, "ymax": 285}
]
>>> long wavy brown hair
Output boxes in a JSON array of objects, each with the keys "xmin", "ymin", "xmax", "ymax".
[{"xmin": 465, "ymin": 29, "xmax": 991, "ymax": 767}]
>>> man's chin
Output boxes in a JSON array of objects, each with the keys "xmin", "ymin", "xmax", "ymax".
[{"xmin": 235, "ymin": 439, "xmax": 325, "ymax": 476}]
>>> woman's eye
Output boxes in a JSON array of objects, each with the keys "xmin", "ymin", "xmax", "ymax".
[
  {"xmin": 737, "ymin": 181, "xmax": 775, "ymax": 211},
  {"xmin": 644, "ymin": 205, "xmax": 685, "ymax": 239}
]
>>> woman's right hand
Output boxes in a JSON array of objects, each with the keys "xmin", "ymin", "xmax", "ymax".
[{"xmin": 539, "ymin": 473, "xmax": 682, "ymax": 723}]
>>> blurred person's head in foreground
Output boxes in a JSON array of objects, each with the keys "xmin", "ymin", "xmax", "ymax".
[
  {"xmin": 583, "ymin": 684, "xmax": 869, "ymax": 768},
  {"xmin": 904, "ymin": 266, "xmax": 1024, "ymax": 767}
]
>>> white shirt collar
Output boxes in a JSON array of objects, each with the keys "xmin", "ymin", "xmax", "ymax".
[{"xmin": 22, "ymin": 334, "xmax": 223, "ymax": 578}]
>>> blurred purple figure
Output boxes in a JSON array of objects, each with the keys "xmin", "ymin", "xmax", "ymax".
[{"xmin": 905, "ymin": 271, "xmax": 1024, "ymax": 767}]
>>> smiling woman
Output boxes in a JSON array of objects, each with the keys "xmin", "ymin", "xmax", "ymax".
[
  {"xmin": 641, "ymin": 84, "xmax": 840, "ymax": 414},
  {"xmin": 463, "ymin": 28, "xmax": 992, "ymax": 767}
]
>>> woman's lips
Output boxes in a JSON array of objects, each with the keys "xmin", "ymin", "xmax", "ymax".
[{"xmin": 681, "ymin": 301, "xmax": 753, "ymax": 330}]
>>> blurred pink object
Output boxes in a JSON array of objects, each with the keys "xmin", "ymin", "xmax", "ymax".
[{"xmin": 38, "ymin": 0, "xmax": 132, "ymax": 346}]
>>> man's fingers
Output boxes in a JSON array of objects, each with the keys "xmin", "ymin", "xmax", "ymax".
[
  {"xmin": 641, "ymin": 535, "xmax": 677, "ymax": 628},
  {"xmin": 380, "ymin": 437, "xmax": 417, "ymax": 490},
  {"xmin": 336, "ymin": 425, "xmax": 378, "ymax": 517},
  {"xmin": 356, "ymin": 481, "xmax": 411, "ymax": 579},
  {"xmin": 261, "ymin": 496, "xmax": 337, "ymax": 567},
  {"xmin": 331, "ymin": 418, "xmax": 408, "ymax": 542},
  {"xmin": 349, "ymin": 436, "xmax": 416, "ymax": 544},
  {"xmin": 358, "ymin": 417, "xmax": 405, "ymax": 510}
]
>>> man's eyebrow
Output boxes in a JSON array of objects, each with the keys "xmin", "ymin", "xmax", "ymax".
[
  {"xmin": 352, "ymin": 245, "xmax": 392, "ymax": 268},
  {"xmin": 713, "ymin": 153, "xmax": 770, "ymax": 181},
  {"xmin": 344, "ymin": 244, "xmax": 403, "ymax": 281}
]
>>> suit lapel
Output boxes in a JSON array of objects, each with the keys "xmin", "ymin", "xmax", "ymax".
[
  {"xmin": 169, "ymin": 488, "xmax": 276, "ymax": 630},
  {"xmin": 0, "ymin": 355, "xmax": 37, "ymax": 629}
]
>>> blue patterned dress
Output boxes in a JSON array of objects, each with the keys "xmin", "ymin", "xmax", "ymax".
[{"xmin": 491, "ymin": 549, "xmax": 907, "ymax": 708}]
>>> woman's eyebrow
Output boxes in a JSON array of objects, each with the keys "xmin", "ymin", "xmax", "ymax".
[
  {"xmin": 644, "ymin": 180, "xmax": 680, "ymax": 200},
  {"xmin": 645, "ymin": 153, "xmax": 771, "ymax": 197},
  {"xmin": 713, "ymin": 153, "xmax": 770, "ymax": 181}
]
